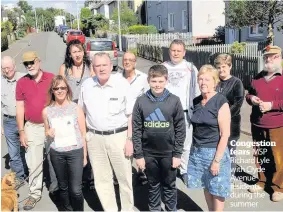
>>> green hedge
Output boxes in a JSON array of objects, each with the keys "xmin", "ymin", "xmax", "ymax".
[
  {"xmin": 1, "ymin": 31, "xmax": 8, "ymax": 52},
  {"xmin": 128, "ymin": 25, "xmax": 157, "ymax": 34}
]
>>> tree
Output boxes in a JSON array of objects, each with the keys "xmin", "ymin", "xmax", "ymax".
[
  {"xmin": 7, "ymin": 11, "xmax": 18, "ymax": 30},
  {"xmin": 213, "ymin": 26, "xmax": 225, "ymax": 43},
  {"xmin": 81, "ymin": 14, "xmax": 109, "ymax": 36},
  {"xmin": 225, "ymin": 0, "xmax": 283, "ymax": 45},
  {"xmin": 18, "ymin": 0, "xmax": 32, "ymax": 13},
  {"xmin": 111, "ymin": 2, "xmax": 137, "ymax": 28}
]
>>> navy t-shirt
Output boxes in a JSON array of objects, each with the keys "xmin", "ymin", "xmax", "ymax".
[{"xmin": 191, "ymin": 92, "xmax": 228, "ymax": 148}]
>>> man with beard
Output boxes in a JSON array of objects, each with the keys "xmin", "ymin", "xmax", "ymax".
[
  {"xmin": 246, "ymin": 46, "xmax": 283, "ymax": 202},
  {"xmin": 16, "ymin": 51, "xmax": 54, "ymax": 210}
]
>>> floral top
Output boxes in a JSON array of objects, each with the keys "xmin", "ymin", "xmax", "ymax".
[{"xmin": 46, "ymin": 102, "xmax": 83, "ymax": 152}]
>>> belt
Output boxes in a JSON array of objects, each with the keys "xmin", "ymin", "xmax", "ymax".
[
  {"xmin": 3, "ymin": 114, "xmax": 16, "ymax": 119},
  {"xmin": 183, "ymin": 110, "xmax": 188, "ymax": 113},
  {"xmin": 90, "ymin": 126, "xmax": 128, "ymax": 135}
]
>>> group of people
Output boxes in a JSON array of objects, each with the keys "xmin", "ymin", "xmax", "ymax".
[{"xmin": 1, "ymin": 38, "xmax": 282, "ymax": 211}]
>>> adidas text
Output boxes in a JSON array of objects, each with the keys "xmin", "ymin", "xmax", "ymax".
[{"xmin": 144, "ymin": 121, "xmax": 170, "ymax": 128}]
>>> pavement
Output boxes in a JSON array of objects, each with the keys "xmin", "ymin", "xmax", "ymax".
[
  {"xmin": 118, "ymin": 54, "xmax": 252, "ymax": 136},
  {"xmin": 1, "ymin": 32, "xmax": 282, "ymax": 211}
]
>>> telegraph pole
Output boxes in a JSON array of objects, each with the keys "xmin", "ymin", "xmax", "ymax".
[
  {"xmin": 76, "ymin": 0, "xmax": 80, "ymax": 30},
  {"xmin": 34, "ymin": 8, "xmax": 38, "ymax": 33},
  {"xmin": 118, "ymin": 0, "xmax": 122, "ymax": 51}
]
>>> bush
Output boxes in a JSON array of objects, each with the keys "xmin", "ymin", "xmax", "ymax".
[
  {"xmin": 129, "ymin": 48, "xmax": 137, "ymax": 56},
  {"xmin": 231, "ymin": 41, "xmax": 247, "ymax": 54},
  {"xmin": 1, "ymin": 31, "xmax": 9, "ymax": 52},
  {"xmin": 128, "ymin": 25, "xmax": 157, "ymax": 34}
]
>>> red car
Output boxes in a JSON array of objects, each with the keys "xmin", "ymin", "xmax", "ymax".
[{"xmin": 67, "ymin": 30, "xmax": 85, "ymax": 44}]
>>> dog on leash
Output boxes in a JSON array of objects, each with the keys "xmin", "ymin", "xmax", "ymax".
[{"xmin": 1, "ymin": 172, "xmax": 18, "ymax": 212}]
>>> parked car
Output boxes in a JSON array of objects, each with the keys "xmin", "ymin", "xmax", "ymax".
[
  {"xmin": 66, "ymin": 30, "xmax": 85, "ymax": 44},
  {"xmin": 85, "ymin": 38, "xmax": 118, "ymax": 71},
  {"xmin": 63, "ymin": 29, "xmax": 71, "ymax": 43},
  {"xmin": 59, "ymin": 26, "xmax": 70, "ymax": 37}
]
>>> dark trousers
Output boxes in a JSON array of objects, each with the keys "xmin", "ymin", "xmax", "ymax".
[
  {"xmin": 50, "ymin": 148, "xmax": 84, "ymax": 211},
  {"xmin": 145, "ymin": 156, "xmax": 177, "ymax": 211}
]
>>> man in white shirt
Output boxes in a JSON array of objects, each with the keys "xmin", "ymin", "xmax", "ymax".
[
  {"xmin": 118, "ymin": 51, "xmax": 149, "ymax": 184},
  {"xmin": 78, "ymin": 52, "xmax": 134, "ymax": 211},
  {"xmin": 163, "ymin": 39, "xmax": 201, "ymax": 186}
]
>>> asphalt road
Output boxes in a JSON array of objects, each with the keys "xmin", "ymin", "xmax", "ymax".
[{"xmin": 1, "ymin": 32, "xmax": 282, "ymax": 211}]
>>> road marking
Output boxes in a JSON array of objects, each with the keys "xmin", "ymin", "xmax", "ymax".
[{"xmin": 13, "ymin": 39, "xmax": 31, "ymax": 60}]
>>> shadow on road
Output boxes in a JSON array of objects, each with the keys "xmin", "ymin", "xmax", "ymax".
[{"xmin": 2, "ymin": 153, "xmax": 10, "ymax": 169}]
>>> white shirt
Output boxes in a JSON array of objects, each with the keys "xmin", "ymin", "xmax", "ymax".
[
  {"xmin": 163, "ymin": 60, "xmax": 200, "ymax": 110},
  {"xmin": 78, "ymin": 74, "xmax": 135, "ymax": 131},
  {"xmin": 117, "ymin": 69, "xmax": 149, "ymax": 100}
]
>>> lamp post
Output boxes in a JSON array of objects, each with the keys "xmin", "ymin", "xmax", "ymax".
[
  {"xmin": 34, "ymin": 8, "xmax": 38, "ymax": 33},
  {"xmin": 76, "ymin": 0, "xmax": 80, "ymax": 30},
  {"xmin": 117, "ymin": 0, "xmax": 122, "ymax": 51}
]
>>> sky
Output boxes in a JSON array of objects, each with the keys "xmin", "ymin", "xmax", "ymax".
[{"xmin": 1, "ymin": 0, "xmax": 86, "ymax": 15}]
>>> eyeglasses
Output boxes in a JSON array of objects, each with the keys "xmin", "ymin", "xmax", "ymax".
[
  {"xmin": 263, "ymin": 54, "xmax": 280, "ymax": 62},
  {"xmin": 123, "ymin": 59, "xmax": 136, "ymax": 62},
  {"xmin": 52, "ymin": 87, "xmax": 67, "ymax": 91},
  {"xmin": 23, "ymin": 59, "xmax": 37, "ymax": 67}
]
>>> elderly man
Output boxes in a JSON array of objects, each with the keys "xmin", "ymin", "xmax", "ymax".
[
  {"xmin": 16, "ymin": 51, "xmax": 55, "ymax": 210},
  {"xmin": 163, "ymin": 39, "xmax": 200, "ymax": 185},
  {"xmin": 246, "ymin": 45, "xmax": 283, "ymax": 202},
  {"xmin": 79, "ymin": 52, "xmax": 134, "ymax": 211},
  {"xmin": 118, "ymin": 51, "xmax": 149, "ymax": 184},
  {"xmin": 1, "ymin": 56, "xmax": 27, "ymax": 188}
]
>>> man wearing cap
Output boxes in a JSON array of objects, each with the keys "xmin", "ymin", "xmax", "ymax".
[
  {"xmin": 1, "ymin": 56, "xmax": 27, "ymax": 189},
  {"xmin": 246, "ymin": 45, "xmax": 283, "ymax": 202},
  {"xmin": 16, "ymin": 51, "xmax": 55, "ymax": 210}
]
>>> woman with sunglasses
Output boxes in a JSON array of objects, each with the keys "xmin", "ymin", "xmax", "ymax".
[
  {"xmin": 42, "ymin": 75, "xmax": 87, "ymax": 211},
  {"xmin": 59, "ymin": 39, "xmax": 94, "ymax": 104}
]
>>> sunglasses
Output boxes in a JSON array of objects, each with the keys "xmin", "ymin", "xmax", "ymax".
[
  {"xmin": 23, "ymin": 59, "xmax": 37, "ymax": 67},
  {"xmin": 52, "ymin": 87, "xmax": 67, "ymax": 91}
]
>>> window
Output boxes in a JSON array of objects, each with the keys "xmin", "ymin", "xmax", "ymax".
[
  {"xmin": 168, "ymin": 13, "xmax": 174, "ymax": 31},
  {"xmin": 90, "ymin": 41, "xmax": 113, "ymax": 51},
  {"xmin": 70, "ymin": 31, "xmax": 82, "ymax": 36},
  {"xmin": 249, "ymin": 24, "xmax": 263, "ymax": 37},
  {"xmin": 158, "ymin": 15, "xmax": 162, "ymax": 30},
  {"xmin": 182, "ymin": 10, "xmax": 186, "ymax": 30}
]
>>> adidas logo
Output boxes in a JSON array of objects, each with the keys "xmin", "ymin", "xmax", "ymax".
[{"xmin": 144, "ymin": 108, "xmax": 169, "ymax": 128}]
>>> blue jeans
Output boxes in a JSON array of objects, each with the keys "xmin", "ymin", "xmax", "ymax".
[{"xmin": 3, "ymin": 116, "xmax": 26, "ymax": 179}]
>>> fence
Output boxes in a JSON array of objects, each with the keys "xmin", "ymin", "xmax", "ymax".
[
  {"xmin": 115, "ymin": 32, "xmax": 194, "ymax": 51},
  {"xmin": 137, "ymin": 44, "xmax": 263, "ymax": 89}
]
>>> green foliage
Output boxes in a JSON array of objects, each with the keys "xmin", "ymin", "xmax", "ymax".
[
  {"xmin": 18, "ymin": 0, "xmax": 33, "ymax": 13},
  {"xmin": 112, "ymin": 2, "xmax": 138, "ymax": 28},
  {"xmin": 7, "ymin": 11, "xmax": 18, "ymax": 31},
  {"xmin": 128, "ymin": 25, "xmax": 157, "ymax": 34},
  {"xmin": 225, "ymin": 0, "xmax": 283, "ymax": 45},
  {"xmin": 1, "ymin": 31, "xmax": 9, "ymax": 51},
  {"xmin": 1, "ymin": 21, "xmax": 14, "ymax": 34},
  {"xmin": 81, "ymin": 8, "xmax": 92, "ymax": 20},
  {"xmin": 129, "ymin": 48, "xmax": 137, "ymax": 56},
  {"xmin": 81, "ymin": 14, "xmax": 109, "ymax": 34},
  {"xmin": 213, "ymin": 26, "xmax": 225, "ymax": 43},
  {"xmin": 230, "ymin": 41, "xmax": 247, "ymax": 54}
]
